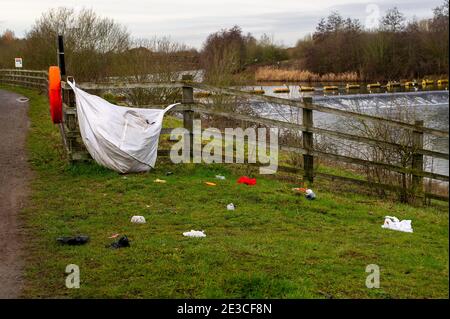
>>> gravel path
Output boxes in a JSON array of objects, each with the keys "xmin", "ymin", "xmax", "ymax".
[{"xmin": 0, "ymin": 89, "xmax": 32, "ymax": 298}]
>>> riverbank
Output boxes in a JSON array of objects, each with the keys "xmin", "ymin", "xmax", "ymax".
[
  {"xmin": 253, "ymin": 66, "xmax": 449, "ymax": 84},
  {"xmin": 1, "ymin": 84, "xmax": 448, "ymax": 298}
]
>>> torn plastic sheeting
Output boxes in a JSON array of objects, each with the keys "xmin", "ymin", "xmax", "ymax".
[
  {"xmin": 381, "ymin": 216, "xmax": 413, "ymax": 233},
  {"xmin": 183, "ymin": 230, "xmax": 206, "ymax": 238},
  {"xmin": 57, "ymin": 235, "xmax": 89, "ymax": 245},
  {"xmin": 305, "ymin": 189, "xmax": 316, "ymax": 200},
  {"xmin": 227, "ymin": 203, "xmax": 235, "ymax": 210},
  {"xmin": 237, "ymin": 176, "xmax": 256, "ymax": 185},
  {"xmin": 108, "ymin": 235, "xmax": 130, "ymax": 248},
  {"xmin": 67, "ymin": 79, "xmax": 179, "ymax": 173},
  {"xmin": 131, "ymin": 216, "xmax": 146, "ymax": 224}
]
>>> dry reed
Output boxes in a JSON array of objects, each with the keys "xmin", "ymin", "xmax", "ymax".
[{"xmin": 255, "ymin": 66, "xmax": 359, "ymax": 82}]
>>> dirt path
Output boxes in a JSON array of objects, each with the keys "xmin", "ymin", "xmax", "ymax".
[{"xmin": 0, "ymin": 89, "xmax": 32, "ymax": 298}]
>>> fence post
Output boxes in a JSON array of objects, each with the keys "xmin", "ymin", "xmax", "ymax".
[
  {"xmin": 182, "ymin": 74, "xmax": 195, "ymax": 159},
  {"xmin": 302, "ymin": 97, "xmax": 314, "ymax": 184},
  {"xmin": 57, "ymin": 35, "xmax": 66, "ymax": 79},
  {"xmin": 412, "ymin": 120, "xmax": 424, "ymax": 199},
  {"xmin": 59, "ymin": 31, "xmax": 77, "ymax": 162}
]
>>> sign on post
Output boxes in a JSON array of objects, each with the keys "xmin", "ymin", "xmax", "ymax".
[{"xmin": 14, "ymin": 58, "xmax": 23, "ymax": 68}]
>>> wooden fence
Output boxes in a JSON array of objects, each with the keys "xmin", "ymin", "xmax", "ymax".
[
  {"xmin": 1, "ymin": 70, "xmax": 448, "ymax": 201},
  {"xmin": 0, "ymin": 69, "xmax": 48, "ymax": 90},
  {"xmin": 60, "ymin": 75, "xmax": 449, "ymax": 201}
]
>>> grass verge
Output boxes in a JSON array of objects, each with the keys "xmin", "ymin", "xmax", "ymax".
[{"xmin": 1, "ymin": 84, "xmax": 448, "ymax": 298}]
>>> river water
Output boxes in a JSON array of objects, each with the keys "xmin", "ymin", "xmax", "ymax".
[{"xmin": 240, "ymin": 85, "xmax": 449, "ymax": 177}]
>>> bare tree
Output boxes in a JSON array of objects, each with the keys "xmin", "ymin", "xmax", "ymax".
[
  {"xmin": 339, "ymin": 100, "xmax": 428, "ymax": 203},
  {"xmin": 380, "ymin": 7, "xmax": 406, "ymax": 32},
  {"xmin": 25, "ymin": 7, "xmax": 130, "ymax": 81},
  {"xmin": 116, "ymin": 37, "xmax": 196, "ymax": 106},
  {"xmin": 0, "ymin": 30, "xmax": 26, "ymax": 68},
  {"xmin": 201, "ymin": 26, "xmax": 246, "ymax": 86}
]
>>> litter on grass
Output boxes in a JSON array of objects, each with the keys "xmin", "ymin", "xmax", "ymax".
[
  {"xmin": 205, "ymin": 182, "xmax": 217, "ymax": 186},
  {"xmin": 16, "ymin": 97, "xmax": 29, "ymax": 103},
  {"xmin": 292, "ymin": 187, "xmax": 307, "ymax": 193},
  {"xmin": 154, "ymin": 179, "xmax": 166, "ymax": 183},
  {"xmin": 131, "ymin": 216, "xmax": 146, "ymax": 224},
  {"xmin": 381, "ymin": 216, "xmax": 413, "ymax": 233},
  {"xmin": 227, "ymin": 203, "xmax": 235, "ymax": 210},
  {"xmin": 108, "ymin": 235, "xmax": 130, "ymax": 248},
  {"xmin": 216, "ymin": 175, "xmax": 226, "ymax": 180},
  {"xmin": 57, "ymin": 235, "xmax": 90, "ymax": 246},
  {"xmin": 183, "ymin": 230, "xmax": 206, "ymax": 238},
  {"xmin": 237, "ymin": 176, "xmax": 256, "ymax": 185},
  {"xmin": 108, "ymin": 233, "xmax": 120, "ymax": 239},
  {"xmin": 305, "ymin": 189, "xmax": 316, "ymax": 200}
]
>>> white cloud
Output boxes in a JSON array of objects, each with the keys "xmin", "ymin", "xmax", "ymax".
[{"xmin": 0, "ymin": 0, "xmax": 443, "ymax": 48}]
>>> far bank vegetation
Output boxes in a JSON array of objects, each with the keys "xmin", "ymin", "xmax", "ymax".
[{"xmin": 255, "ymin": 67, "xmax": 359, "ymax": 82}]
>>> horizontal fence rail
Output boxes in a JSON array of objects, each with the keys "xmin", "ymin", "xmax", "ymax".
[
  {"xmin": 0, "ymin": 69, "xmax": 48, "ymax": 90},
  {"xmin": 67, "ymin": 80, "xmax": 449, "ymax": 138},
  {"xmin": 2, "ymin": 70, "xmax": 448, "ymax": 202},
  {"xmin": 67, "ymin": 78, "xmax": 449, "ymax": 183},
  {"xmin": 178, "ymin": 104, "xmax": 449, "ymax": 182},
  {"xmin": 189, "ymin": 82, "xmax": 449, "ymax": 138}
]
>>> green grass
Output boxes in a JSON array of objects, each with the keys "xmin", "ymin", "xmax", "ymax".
[{"xmin": 1, "ymin": 84, "xmax": 448, "ymax": 298}]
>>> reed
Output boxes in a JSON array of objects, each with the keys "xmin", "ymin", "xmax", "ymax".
[
  {"xmin": 248, "ymin": 89, "xmax": 265, "ymax": 94},
  {"xmin": 194, "ymin": 91, "xmax": 213, "ymax": 98},
  {"xmin": 255, "ymin": 67, "xmax": 359, "ymax": 82}
]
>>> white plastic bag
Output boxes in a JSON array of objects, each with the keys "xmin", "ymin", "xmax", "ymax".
[
  {"xmin": 67, "ymin": 80, "xmax": 178, "ymax": 173},
  {"xmin": 305, "ymin": 189, "xmax": 316, "ymax": 200},
  {"xmin": 131, "ymin": 216, "xmax": 146, "ymax": 224},
  {"xmin": 183, "ymin": 230, "xmax": 206, "ymax": 238},
  {"xmin": 381, "ymin": 216, "xmax": 413, "ymax": 233}
]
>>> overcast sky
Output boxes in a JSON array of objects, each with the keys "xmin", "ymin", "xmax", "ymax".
[{"xmin": 0, "ymin": 0, "xmax": 443, "ymax": 48}]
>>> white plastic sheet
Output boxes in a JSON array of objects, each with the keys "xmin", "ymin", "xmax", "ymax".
[
  {"xmin": 67, "ymin": 80, "xmax": 178, "ymax": 173},
  {"xmin": 130, "ymin": 216, "xmax": 146, "ymax": 224},
  {"xmin": 381, "ymin": 216, "xmax": 413, "ymax": 233},
  {"xmin": 183, "ymin": 230, "xmax": 206, "ymax": 238}
]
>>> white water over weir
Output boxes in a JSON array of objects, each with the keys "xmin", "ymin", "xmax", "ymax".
[
  {"xmin": 253, "ymin": 90, "xmax": 449, "ymax": 178},
  {"xmin": 312, "ymin": 90, "xmax": 449, "ymax": 111}
]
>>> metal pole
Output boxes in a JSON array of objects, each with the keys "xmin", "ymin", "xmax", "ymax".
[
  {"xmin": 57, "ymin": 35, "xmax": 66, "ymax": 77},
  {"xmin": 57, "ymin": 34, "xmax": 68, "ymax": 152}
]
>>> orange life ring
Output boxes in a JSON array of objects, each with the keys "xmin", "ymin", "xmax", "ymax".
[{"xmin": 48, "ymin": 66, "xmax": 62, "ymax": 124}]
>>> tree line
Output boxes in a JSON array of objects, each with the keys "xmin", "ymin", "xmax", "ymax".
[
  {"xmin": 200, "ymin": 1, "xmax": 449, "ymax": 82},
  {"xmin": 0, "ymin": 2, "xmax": 448, "ymax": 83},
  {"xmin": 0, "ymin": 8, "xmax": 199, "ymax": 82},
  {"xmin": 292, "ymin": 2, "xmax": 449, "ymax": 81}
]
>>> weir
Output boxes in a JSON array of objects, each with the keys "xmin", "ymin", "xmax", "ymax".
[
  {"xmin": 312, "ymin": 90, "xmax": 449, "ymax": 110},
  {"xmin": 1, "ymin": 69, "xmax": 448, "ymax": 201}
]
